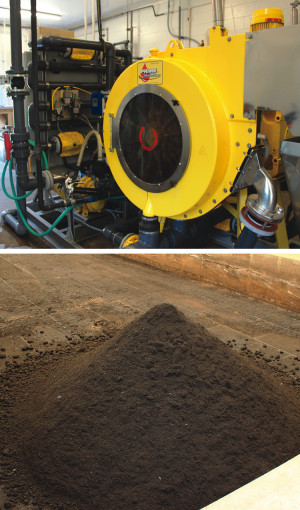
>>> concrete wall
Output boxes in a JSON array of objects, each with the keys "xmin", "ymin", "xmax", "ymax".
[
  {"xmin": 74, "ymin": 0, "xmax": 293, "ymax": 58},
  {"xmin": 125, "ymin": 254, "xmax": 300, "ymax": 313}
]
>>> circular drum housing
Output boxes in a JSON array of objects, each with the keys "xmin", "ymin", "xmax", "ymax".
[{"xmin": 113, "ymin": 85, "xmax": 190, "ymax": 193}]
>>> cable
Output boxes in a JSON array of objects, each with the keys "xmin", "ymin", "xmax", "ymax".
[
  {"xmin": 76, "ymin": 217, "xmax": 104, "ymax": 233},
  {"xmin": 73, "ymin": 86, "xmax": 92, "ymax": 95},
  {"xmin": 167, "ymin": 0, "xmax": 201, "ymax": 46},
  {"xmin": 51, "ymin": 86, "xmax": 61, "ymax": 111},
  {"xmin": 79, "ymin": 114, "xmax": 94, "ymax": 130}
]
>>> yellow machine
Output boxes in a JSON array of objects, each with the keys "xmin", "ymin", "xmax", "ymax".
[
  {"xmin": 104, "ymin": 27, "xmax": 257, "ymax": 220},
  {"xmin": 102, "ymin": 7, "xmax": 300, "ymax": 248}
]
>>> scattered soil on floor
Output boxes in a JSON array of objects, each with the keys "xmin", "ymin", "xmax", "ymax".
[{"xmin": 1, "ymin": 304, "xmax": 300, "ymax": 510}]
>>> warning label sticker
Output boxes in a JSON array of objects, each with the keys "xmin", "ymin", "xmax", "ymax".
[{"xmin": 137, "ymin": 61, "xmax": 163, "ymax": 85}]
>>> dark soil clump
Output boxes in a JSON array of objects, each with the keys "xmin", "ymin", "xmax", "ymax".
[{"xmin": 2, "ymin": 304, "xmax": 300, "ymax": 509}]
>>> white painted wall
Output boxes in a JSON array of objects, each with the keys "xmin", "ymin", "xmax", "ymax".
[
  {"xmin": 0, "ymin": 24, "xmax": 30, "ymax": 77},
  {"xmin": 74, "ymin": 0, "xmax": 293, "ymax": 58}
]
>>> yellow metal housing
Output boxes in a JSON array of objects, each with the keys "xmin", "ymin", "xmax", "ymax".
[
  {"xmin": 260, "ymin": 111, "xmax": 291, "ymax": 178},
  {"xmin": 76, "ymin": 175, "xmax": 105, "ymax": 217},
  {"xmin": 55, "ymin": 131, "xmax": 84, "ymax": 157},
  {"xmin": 104, "ymin": 27, "xmax": 256, "ymax": 220},
  {"xmin": 70, "ymin": 48, "xmax": 96, "ymax": 60}
]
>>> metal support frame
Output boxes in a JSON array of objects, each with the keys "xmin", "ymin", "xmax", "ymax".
[
  {"xmin": 25, "ymin": 197, "xmax": 113, "ymax": 248},
  {"xmin": 274, "ymin": 181, "xmax": 289, "ymax": 248}
]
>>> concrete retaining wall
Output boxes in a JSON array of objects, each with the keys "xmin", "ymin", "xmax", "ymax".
[{"xmin": 125, "ymin": 254, "xmax": 300, "ymax": 313}]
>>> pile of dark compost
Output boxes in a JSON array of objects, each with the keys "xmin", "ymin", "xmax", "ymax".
[{"xmin": 1, "ymin": 304, "xmax": 300, "ymax": 510}]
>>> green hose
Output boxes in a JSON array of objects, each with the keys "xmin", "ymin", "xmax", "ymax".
[
  {"xmin": 7, "ymin": 158, "xmax": 73, "ymax": 237},
  {"xmin": 1, "ymin": 140, "xmax": 49, "ymax": 200},
  {"xmin": 2, "ymin": 142, "xmax": 124, "ymax": 238},
  {"xmin": 1, "ymin": 160, "xmax": 35, "ymax": 200},
  {"xmin": 1, "ymin": 142, "xmax": 72, "ymax": 237}
]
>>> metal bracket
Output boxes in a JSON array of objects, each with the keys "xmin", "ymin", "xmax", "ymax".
[
  {"xmin": 6, "ymin": 71, "xmax": 30, "ymax": 97},
  {"xmin": 109, "ymin": 113, "xmax": 118, "ymax": 152},
  {"xmin": 232, "ymin": 146, "xmax": 284, "ymax": 224},
  {"xmin": 232, "ymin": 146, "xmax": 265, "ymax": 192}
]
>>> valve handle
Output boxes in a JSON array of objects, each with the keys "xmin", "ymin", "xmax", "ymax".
[{"xmin": 3, "ymin": 132, "xmax": 12, "ymax": 161}]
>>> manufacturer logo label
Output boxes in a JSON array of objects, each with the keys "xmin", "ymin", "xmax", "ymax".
[{"xmin": 137, "ymin": 61, "xmax": 163, "ymax": 85}]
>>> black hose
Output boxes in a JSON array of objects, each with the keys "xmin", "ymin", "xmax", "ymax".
[{"xmin": 234, "ymin": 227, "xmax": 258, "ymax": 248}]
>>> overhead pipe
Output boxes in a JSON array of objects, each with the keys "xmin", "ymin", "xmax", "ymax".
[
  {"xmin": 212, "ymin": 0, "xmax": 224, "ymax": 27},
  {"xmin": 291, "ymin": 1, "xmax": 300, "ymax": 24},
  {"xmin": 127, "ymin": 10, "xmax": 133, "ymax": 55},
  {"xmin": 84, "ymin": 0, "xmax": 88, "ymax": 39},
  {"xmin": 97, "ymin": 0, "xmax": 103, "ymax": 40},
  {"xmin": 178, "ymin": 4, "xmax": 182, "ymax": 40},
  {"xmin": 167, "ymin": 0, "xmax": 201, "ymax": 46},
  {"xmin": 95, "ymin": 4, "xmax": 165, "ymax": 24},
  {"xmin": 114, "ymin": 39, "xmax": 130, "ymax": 47},
  {"xmin": 92, "ymin": 0, "xmax": 95, "ymax": 40}
]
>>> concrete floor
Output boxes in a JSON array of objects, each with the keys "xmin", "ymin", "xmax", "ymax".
[{"xmin": 0, "ymin": 254, "xmax": 299, "ymax": 380}]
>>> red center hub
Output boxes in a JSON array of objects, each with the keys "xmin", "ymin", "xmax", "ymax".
[{"xmin": 139, "ymin": 126, "xmax": 158, "ymax": 152}]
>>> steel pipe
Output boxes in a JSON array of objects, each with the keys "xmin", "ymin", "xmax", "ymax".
[{"xmin": 212, "ymin": 0, "xmax": 224, "ymax": 27}]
